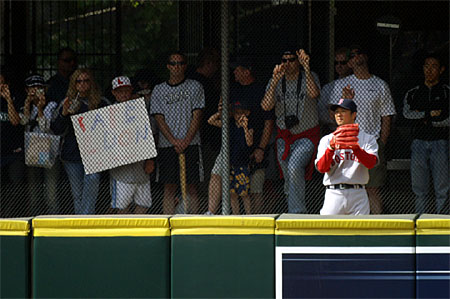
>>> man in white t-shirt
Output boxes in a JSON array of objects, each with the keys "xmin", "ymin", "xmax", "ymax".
[
  {"xmin": 318, "ymin": 47, "xmax": 353, "ymax": 134},
  {"xmin": 328, "ymin": 45, "xmax": 396, "ymax": 214},
  {"xmin": 150, "ymin": 51, "xmax": 205, "ymax": 214}
]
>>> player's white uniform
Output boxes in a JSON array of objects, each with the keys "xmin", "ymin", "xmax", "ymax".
[{"xmin": 315, "ymin": 130, "xmax": 379, "ymax": 215}]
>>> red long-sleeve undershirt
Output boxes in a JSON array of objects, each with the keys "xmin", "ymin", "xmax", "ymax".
[{"xmin": 316, "ymin": 146, "xmax": 378, "ymax": 173}]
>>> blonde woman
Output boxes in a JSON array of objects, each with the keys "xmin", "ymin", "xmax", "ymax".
[{"xmin": 51, "ymin": 69, "xmax": 107, "ymax": 214}]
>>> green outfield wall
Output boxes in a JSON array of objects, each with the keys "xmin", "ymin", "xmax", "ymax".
[
  {"xmin": 32, "ymin": 215, "xmax": 170, "ymax": 298},
  {"xmin": 170, "ymin": 215, "xmax": 276, "ymax": 298},
  {"xmin": 0, "ymin": 218, "xmax": 31, "ymax": 298},
  {"xmin": 1, "ymin": 214, "xmax": 450, "ymax": 298}
]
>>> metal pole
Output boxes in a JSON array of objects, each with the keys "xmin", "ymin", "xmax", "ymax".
[
  {"xmin": 220, "ymin": 0, "xmax": 230, "ymax": 215},
  {"xmin": 389, "ymin": 34, "xmax": 393, "ymax": 86}
]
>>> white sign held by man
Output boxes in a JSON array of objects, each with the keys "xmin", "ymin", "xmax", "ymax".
[{"xmin": 71, "ymin": 97, "xmax": 157, "ymax": 174}]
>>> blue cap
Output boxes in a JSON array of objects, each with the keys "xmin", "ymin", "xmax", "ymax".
[{"xmin": 330, "ymin": 98, "xmax": 357, "ymax": 113}]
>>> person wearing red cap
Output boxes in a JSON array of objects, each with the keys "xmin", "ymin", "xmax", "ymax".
[{"xmin": 109, "ymin": 76, "xmax": 155, "ymax": 214}]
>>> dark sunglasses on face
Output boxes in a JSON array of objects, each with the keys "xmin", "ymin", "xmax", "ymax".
[
  {"xmin": 76, "ymin": 79, "xmax": 90, "ymax": 84},
  {"xmin": 168, "ymin": 61, "xmax": 186, "ymax": 66},
  {"xmin": 61, "ymin": 58, "xmax": 76, "ymax": 63},
  {"xmin": 335, "ymin": 60, "xmax": 348, "ymax": 66},
  {"xmin": 349, "ymin": 50, "xmax": 363, "ymax": 59},
  {"xmin": 281, "ymin": 57, "xmax": 297, "ymax": 63}
]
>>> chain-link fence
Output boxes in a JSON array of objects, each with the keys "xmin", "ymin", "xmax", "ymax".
[{"xmin": 1, "ymin": 0, "xmax": 448, "ymax": 217}]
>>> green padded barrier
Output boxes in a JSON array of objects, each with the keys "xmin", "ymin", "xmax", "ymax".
[
  {"xmin": 32, "ymin": 215, "xmax": 170, "ymax": 298},
  {"xmin": 275, "ymin": 214, "xmax": 417, "ymax": 299},
  {"xmin": 0, "ymin": 218, "xmax": 31, "ymax": 298},
  {"xmin": 416, "ymin": 214, "xmax": 450, "ymax": 299},
  {"xmin": 170, "ymin": 215, "xmax": 277, "ymax": 298}
]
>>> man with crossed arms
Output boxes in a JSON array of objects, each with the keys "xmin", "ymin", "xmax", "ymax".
[{"xmin": 315, "ymin": 98, "xmax": 379, "ymax": 215}]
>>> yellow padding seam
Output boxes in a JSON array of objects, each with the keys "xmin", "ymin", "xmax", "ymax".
[
  {"xmin": 170, "ymin": 217, "xmax": 275, "ymax": 235},
  {"xmin": 276, "ymin": 219, "xmax": 415, "ymax": 235},
  {"xmin": 0, "ymin": 220, "xmax": 30, "ymax": 236},
  {"xmin": 416, "ymin": 219, "xmax": 450, "ymax": 235},
  {"xmin": 34, "ymin": 228, "xmax": 170, "ymax": 237},
  {"xmin": 33, "ymin": 218, "xmax": 170, "ymax": 237},
  {"xmin": 276, "ymin": 229, "xmax": 415, "ymax": 236}
]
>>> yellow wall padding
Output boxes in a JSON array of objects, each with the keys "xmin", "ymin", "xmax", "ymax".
[
  {"xmin": 416, "ymin": 214, "xmax": 450, "ymax": 235},
  {"xmin": 33, "ymin": 216, "xmax": 170, "ymax": 237},
  {"xmin": 0, "ymin": 219, "xmax": 30, "ymax": 236},
  {"xmin": 170, "ymin": 216, "xmax": 276, "ymax": 235},
  {"xmin": 276, "ymin": 217, "xmax": 416, "ymax": 236}
]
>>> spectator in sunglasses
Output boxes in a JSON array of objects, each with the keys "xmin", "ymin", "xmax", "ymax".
[
  {"xmin": 318, "ymin": 47, "xmax": 353, "ymax": 134},
  {"xmin": 328, "ymin": 44, "xmax": 396, "ymax": 214},
  {"xmin": 261, "ymin": 49, "xmax": 321, "ymax": 214},
  {"xmin": 47, "ymin": 47, "xmax": 78, "ymax": 104},
  {"xmin": 150, "ymin": 51, "xmax": 205, "ymax": 214},
  {"xmin": 51, "ymin": 68, "xmax": 108, "ymax": 215}
]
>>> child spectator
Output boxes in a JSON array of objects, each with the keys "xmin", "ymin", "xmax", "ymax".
[
  {"xmin": 208, "ymin": 98, "xmax": 254, "ymax": 214},
  {"xmin": 109, "ymin": 76, "xmax": 155, "ymax": 214}
]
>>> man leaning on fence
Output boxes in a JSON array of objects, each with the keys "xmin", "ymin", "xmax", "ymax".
[
  {"xmin": 261, "ymin": 49, "xmax": 321, "ymax": 214},
  {"xmin": 402, "ymin": 52, "xmax": 449, "ymax": 214}
]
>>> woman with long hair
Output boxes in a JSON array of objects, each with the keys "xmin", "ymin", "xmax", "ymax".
[{"xmin": 51, "ymin": 68, "xmax": 106, "ymax": 214}]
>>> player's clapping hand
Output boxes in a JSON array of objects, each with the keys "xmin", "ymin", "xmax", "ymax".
[
  {"xmin": 332, "ymin": 124, "xmax": 359, "ymax": 149},
  {"xmin": 342, "ymin": 85, "xmax": 355, "ymax": 99},
  {"xmin": 296, "ymin": 49, "xmax": 310, "ymax": 70}
]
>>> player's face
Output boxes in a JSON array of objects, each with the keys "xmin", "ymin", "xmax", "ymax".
[
  {"xmin": 423, "ymin": 57, "xmax": 444, "ymax": 84},
  {"xmin": 334, "ymin": 107, "xmax": 356, "ymax": 126},
  {"xmin": 112, "ymin": 86, "xmax": 133, "ymax": 102}
]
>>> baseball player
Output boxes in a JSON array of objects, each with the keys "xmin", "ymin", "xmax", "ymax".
[{"xmin": 315, "ymin": 99, "xmax": 379, "ymax": 215}]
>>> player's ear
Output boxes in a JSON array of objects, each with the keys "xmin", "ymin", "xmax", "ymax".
[{"xmin": 352, "ymin": 111, "xmax": 357, "ymax": 122}]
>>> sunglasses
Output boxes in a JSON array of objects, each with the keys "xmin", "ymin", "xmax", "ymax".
[
  {"xmin": 61, "ymin": 58, "xmax": 76, "ymax": 63},
  {"xmin": 349, "ymin": 50, "xmax": 363, "ymax": 59},
  {"xmin": 168, "ymin": 61, "xmax": 186, "ymax": 66},
  {"xmin": 281, "ymin": 57, "xmax": 297, "ymax": 63},
  {"xmin": 76, "ymin": 79, "xmax": 90, "ymax": 84},
  {"xmin": 335, "ymin": 60, "xmax": 348, "ymax": 66}
]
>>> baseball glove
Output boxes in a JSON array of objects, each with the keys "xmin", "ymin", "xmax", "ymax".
[{"xmin": 331, "ymin": 124, "xmax": 359, "ymax": 149}]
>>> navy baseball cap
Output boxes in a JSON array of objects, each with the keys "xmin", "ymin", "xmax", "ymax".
[
  {"xmin": 330, "ymin": 98, "xmax": 357, "ymax": 113},
  {"xmin": 230, "ymin": 56, "xmax": 253, "ymax": 71}
]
